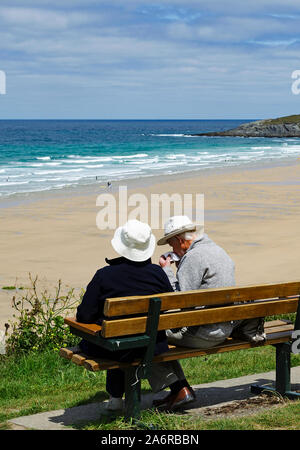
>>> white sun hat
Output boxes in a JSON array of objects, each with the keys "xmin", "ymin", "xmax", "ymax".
[
  {"xmin": 111, "ymin": 219, "xmax": 156, "ymax": 262},
  {"xmin": 157, "ymin": 215, "xmax": 204, "ymax": 246}
]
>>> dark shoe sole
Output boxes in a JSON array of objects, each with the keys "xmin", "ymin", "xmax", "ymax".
[{"xmin": 165, "ymin": 394, "xmax": 195, "ymax": 412}]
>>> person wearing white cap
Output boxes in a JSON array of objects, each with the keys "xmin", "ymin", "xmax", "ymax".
[
  {"xmin": 157, "ymin": 215, "xmax": 237, "ymax": 351},
  {"xmin": 76, "ymin": 219, "xmax": 195, "ymax": 412}
]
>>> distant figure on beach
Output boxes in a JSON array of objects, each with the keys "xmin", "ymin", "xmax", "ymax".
[
  {"xmin": 107, "ymin": 181, "xmax": 112, "ymax": 189},
  {"xmin": 76, "ymin": 219, "xmax": 194, "ymax": 412}
]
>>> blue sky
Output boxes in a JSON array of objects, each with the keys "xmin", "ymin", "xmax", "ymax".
[{"xmin": 1, "ymin": 0, "xmax": 300, "ymax": 119}]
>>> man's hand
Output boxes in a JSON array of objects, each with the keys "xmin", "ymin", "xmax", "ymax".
[{"xmin": 159, "ymin": 254, "xmax": 172, "ymax": 268}]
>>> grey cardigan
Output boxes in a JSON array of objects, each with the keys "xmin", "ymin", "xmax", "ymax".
[
  {"xmin": 164, "ymin": 233, "xmax": 235, "ymax": 291},
  {"xmin": 163, "ymin": 234, "xmax": 236, "ymax": 342}
]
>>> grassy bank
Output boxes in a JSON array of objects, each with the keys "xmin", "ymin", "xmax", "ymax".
[{"xmin": 1, "ymin": 346, "xmax": 299, "ymax": 429}]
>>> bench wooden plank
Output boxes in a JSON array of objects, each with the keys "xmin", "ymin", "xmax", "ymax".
[
  {"xmin": 82, "ymin": 330, "xmax": 294, "ymax": 372},
  {"xmin": 63, "ymin": 317, "xmax": 292, "ymax": 340},
  {"xmin": 104, "ymin": 281, "xmax": 300, "ymax": 317},
  {"xmin": 101, "ymin": 298, "xmax": 299, "ymax": 337},
  {"xmin": 60, "ymin": 320, "xmax": 294, "ymax": 372},
  {"xmin": 71, "ymin": 353, "xmax": 89, "ymax": 366},
  {"xmin": 59, "ymin": 346, "xmax": 83, "ymax": 360}
]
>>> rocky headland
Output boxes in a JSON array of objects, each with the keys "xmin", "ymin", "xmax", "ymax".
[{"xmin": 193, "ymin": 114, "xmax": 300, "ymax": 138}]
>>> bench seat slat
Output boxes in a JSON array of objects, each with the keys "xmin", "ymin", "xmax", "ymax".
[
  {"xmin": 60, "ymin": 321, "xmax": 294, "ymax": 372},
  {"xmin": 104, "ymin": 281, "xmax": 300, "ymax": 317},
  {"xmin": 82, "ymin": 330, "xmax": 293, "ymax": 371},
  {"xmin": 101, "ymin": 298, "xmax": 299, "ymax": 338}
]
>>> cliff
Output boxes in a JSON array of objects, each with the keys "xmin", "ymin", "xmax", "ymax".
[{"xmin": 194, "ymin": 114, "xmax": 300, "ymax": 138}]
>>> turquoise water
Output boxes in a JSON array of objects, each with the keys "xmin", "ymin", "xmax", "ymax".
[{"xmin": 0, "ymin": 120, "xmax": 300, "ymax": 197}]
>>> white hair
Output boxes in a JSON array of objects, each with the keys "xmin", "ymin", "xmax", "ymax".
[{"xmin": 177, "ymin": 230, "xmax": 201, "ymax": 241}]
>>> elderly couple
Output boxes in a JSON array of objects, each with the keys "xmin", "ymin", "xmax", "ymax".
[{"xmin": 76, "ymin": 216, "xmax": 236, "ymax": 412}]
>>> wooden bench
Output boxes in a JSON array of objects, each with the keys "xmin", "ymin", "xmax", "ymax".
[{"xmin": 60, "ymin": 281, "xmax": 300, "ymax": 420}]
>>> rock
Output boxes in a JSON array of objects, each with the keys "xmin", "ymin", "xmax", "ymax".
[{"xmin": 193, "ymin": 114, "xmax": 300, "ymax": 138}]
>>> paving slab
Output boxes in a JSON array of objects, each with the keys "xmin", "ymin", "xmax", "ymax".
[{"xmin": 7, "ymin": 366, "xmax": 300, "ymax": 430}]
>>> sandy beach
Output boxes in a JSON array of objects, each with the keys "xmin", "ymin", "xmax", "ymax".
[{"xmin": 1, "ymin": 159, "xmax": 300, "ymax": 329}]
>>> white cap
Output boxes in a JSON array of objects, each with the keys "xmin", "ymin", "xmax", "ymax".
[{"xmin": 111, "ymin": 219, "xmax": 156, "ymax": 262}]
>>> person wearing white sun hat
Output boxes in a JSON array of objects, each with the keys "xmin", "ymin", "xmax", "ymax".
[
  {"xmin": 111, "ymin": 219, "xmax": 156, "ymax": 262},
  {"xmin": 157, "ymin": 215, "xmax": 237, "ymax": 350},
  {"xmin": 76, "ymin": 219, "xmax": 195, "ymax": 412}
]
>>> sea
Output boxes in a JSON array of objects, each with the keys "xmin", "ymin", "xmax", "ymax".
[{"xmin": 1, "ymin": 119, "xmax": 300, "ymax": 198}]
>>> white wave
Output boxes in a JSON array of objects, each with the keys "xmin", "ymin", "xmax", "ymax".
[
  {"xmin": 44, "ymin": 162, "xmax": 62, "ymax": 166},
  {"xmin": 36, "ymin": 156, "xmax": 51, "ymax": 160},
  {"xmin": 0, "ymin": 174, "xmax": 25, "ymax": 179},
  {"xmin": 280, "ymin": 145, "xmax": 300, "ymax": 153},
  {"xmin": 34, "ymin": 168, "xmax": 83, "ymax": 175},
  {"xmin": 31, "ymin": 162, "xmax": 61, "ymax": 167},
  {"xmin": 243, "ymin": 151, "xmax": 265, "ymax": 155},
  {"xmin": 63, "ymin": 157, "xmax": 113, "ymax": 163},
  {"xmin": 0, "ymin": 181, "xmax": 29, "ymax": 186},
  {"xmin": 62, "ymin": 159, "xmax": 95, "ymax": 164},
  {"xmin": 113, "ymin": 154, "xmax": 148, "ymax": 159},
  {"xmin": 166, "ymin": 153, "xmax": 186, "ymax": 159},
  {"xmin": 83, "ymin": 164, "xmax": 104, "ymax": 169},
  {"xmin": 251, "ymin": 146, "xmax": 272, "ymax": 150},
  {"xmin": 199, "ymin": 154, "xmax": 225, "ymax": 159},
  {"xmin": 66, "ymin": 154, "xmax": 113, "ymax": 160},
  {"xmin": 152, "ymin": 134, "xmax": 185, "ymax": 137}
]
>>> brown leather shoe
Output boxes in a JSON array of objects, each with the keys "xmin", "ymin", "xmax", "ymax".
[
  {"xmin": 153, "ymin": 387, "xmax": 196, "ymax": 409},
  {"xmin": 165, "ymin": 387, "xmax": 195, "ymax": 411}
]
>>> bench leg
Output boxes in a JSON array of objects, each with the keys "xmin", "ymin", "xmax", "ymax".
[
  {"xmin": 251, "ymin": 342, "xmax": 300, "ymax": 399},
  {"xmin": 124, "ymin": 366, "xmax": 141, "ymax": 421}
]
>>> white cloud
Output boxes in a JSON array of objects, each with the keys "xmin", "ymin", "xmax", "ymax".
[
  {"xmin": 0, "ymin": 7, "xmax": 96, "ymax": 30},
  {"xmin": 1, "ymin": 1, "xmax": 300, "ymax": 118}
]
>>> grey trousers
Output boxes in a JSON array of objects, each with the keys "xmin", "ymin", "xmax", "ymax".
[
  {"xmin": 147, "ymin": 360, "xmax": 186, "ymax": 393},
  {"xmin": 166, "ymin": 321, "xmax": 242, "ymax": 349}
]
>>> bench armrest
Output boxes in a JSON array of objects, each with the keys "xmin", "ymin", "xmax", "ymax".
[{"xmin": 64, "ymin": 317, "xmax": 101, "ymax": 336}]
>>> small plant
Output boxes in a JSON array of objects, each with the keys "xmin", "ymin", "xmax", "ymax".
[{"xmin": 6, "ymin": 274, "xmax": 82, "ymax": 355}]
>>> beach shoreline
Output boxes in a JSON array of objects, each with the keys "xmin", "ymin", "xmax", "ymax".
[
  {"xmin": 1, "ymin": 156, "xmax": 300, "ymax": 329},
  {"xmin": 0, "ymin": 155, "xmax": 298, "ymax": 210}
]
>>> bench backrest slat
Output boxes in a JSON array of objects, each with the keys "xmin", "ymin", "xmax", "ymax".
[
  {"xmin": 101, "ymin": 297, "xmax": 299, "ymax": 338},
  {"xmin": 103, "ymin": 281, "xmax": 300, "ymax": 317}
]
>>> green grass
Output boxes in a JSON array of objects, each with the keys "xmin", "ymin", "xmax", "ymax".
[
  {"xmin": 79, "ymin": 401, "xmax": 300, "ymax": 430},
  {"xmin": 0, "ymin": 346, "xmax": 299, "ymax": 430},
  {"xmin": 264, "ymin": 114, "xmax": 300, "ymax": 124},
  {"xmin": 1, "ymin": 313, "xmax": 299, "ymax": 430}
]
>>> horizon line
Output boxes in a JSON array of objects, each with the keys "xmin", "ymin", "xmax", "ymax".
[{"xmin": 0, "ymin": 118, "xmax": 259, "ymax": 121}]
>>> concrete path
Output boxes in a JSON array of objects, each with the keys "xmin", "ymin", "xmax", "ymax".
[{"xmin": 7, "ymin": 366, "xmax": 300, "ymax": 430}]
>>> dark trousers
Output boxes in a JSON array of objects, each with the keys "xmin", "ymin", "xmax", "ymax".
[{"xmin": 79, "ymin": 339, "xmax": 144, "ymax": 397}]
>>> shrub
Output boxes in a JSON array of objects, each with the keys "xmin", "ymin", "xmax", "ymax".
[{"xmin": 6, "ymin": 274, "xmax": 82, "ymax": 355}]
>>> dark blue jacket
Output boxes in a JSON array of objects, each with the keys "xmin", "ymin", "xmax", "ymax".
[{"xmin": 76, "ymin": 256, "xmax": 174, "ymax": 358}]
